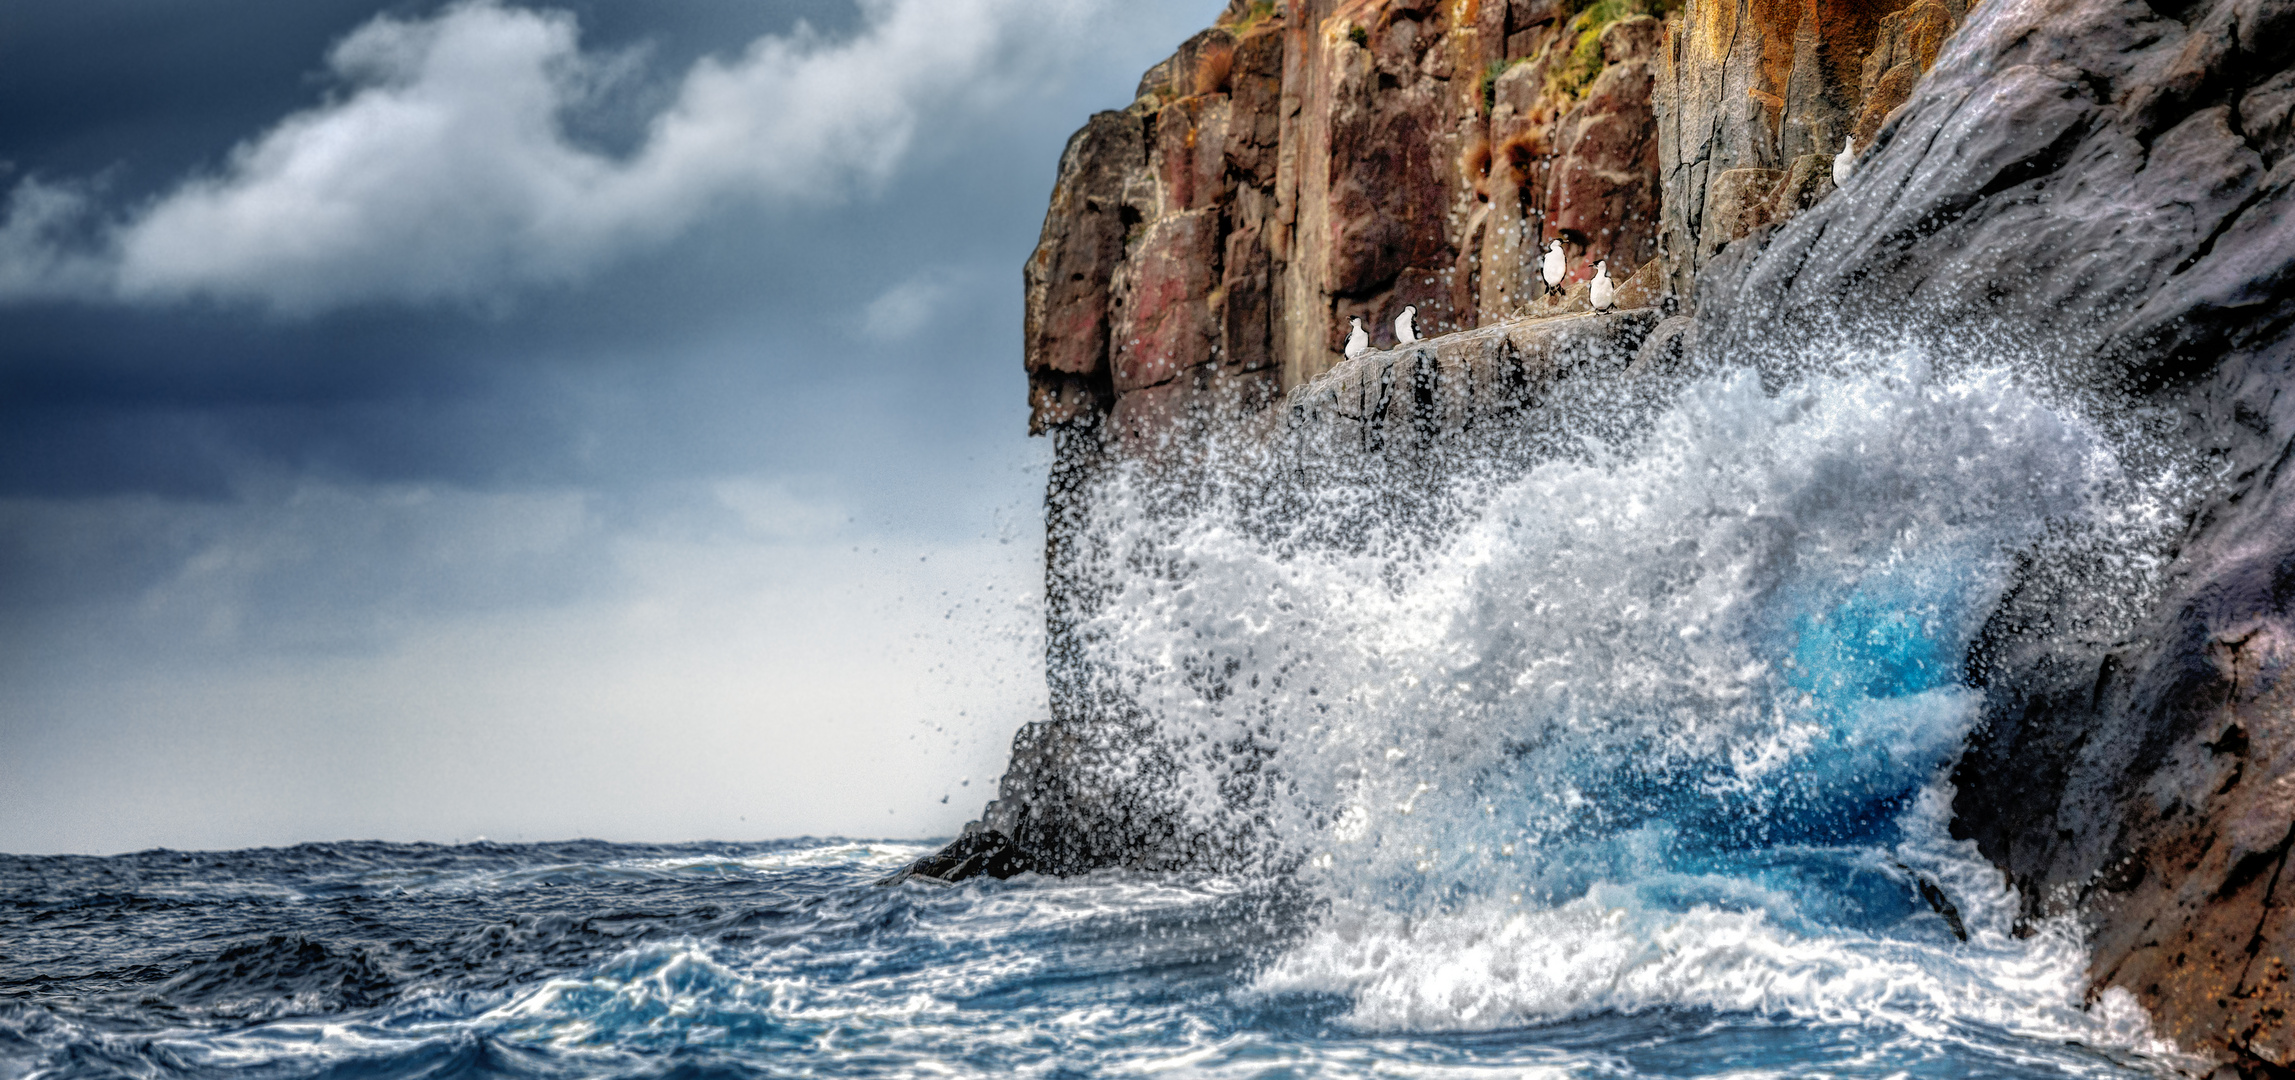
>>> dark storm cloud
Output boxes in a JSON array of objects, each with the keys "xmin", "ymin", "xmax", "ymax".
[
  {"xmin": 0, "ymin": 0, "xmax": 1221, "ymax": 853},
  {"xmin": 0, "ymin": 0, "xmax": 1185, "ymax": 503}
]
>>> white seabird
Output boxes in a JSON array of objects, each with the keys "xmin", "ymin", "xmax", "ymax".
[
  {"xmin": 1833, "ymin": 135, "xmax": 1856, "ymax": 187},
  {"xmin": 1396, "ymin": 305, "xmax": 1419, "ymax": 344},
  {"xmin": 1344, "ymin": 317, "xmax": 1370, "ymax": 360},
  {"xmin": 1589, "ymin": 260, "xmax": 1615, "ymax": 313},
  {"xmin": 1541, "ymin": 240, "xmax": 1566, "ymax": 291}
]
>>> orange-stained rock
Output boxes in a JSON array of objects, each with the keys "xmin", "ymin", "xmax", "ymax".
[
  {"xmin": 1854, "ymin": 0, "xmax": 1963, "ymax": 142},
  {"xmin": 1654, "ymin": 0, "xmax": 1969, "ymax": 296},
  {"xmin": 1022, "ymin": 0, "xmax": 1969, "ymax": 431},
  {"xmin": 1137, "ymin": 27, "xmax": 1238, "ymax": 103},
  {"xmin": 1157, "ymin": 95, "xmax": 1233, "ymax": 213}
]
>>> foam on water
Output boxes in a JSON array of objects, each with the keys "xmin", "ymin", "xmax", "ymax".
[
  {"xmin": 1, "ymin": 838, "xmax": 2190, "ymax": 1080},
  {"xmin": 1255, "ymin": 792, "xmax": 2161, "ymax": 1049}
]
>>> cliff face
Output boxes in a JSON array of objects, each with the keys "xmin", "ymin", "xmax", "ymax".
[
  {"xmin": 978, "ymin": 0, "xmax": 2295, "ymax": 1067},
  {"xmin": 1021, "ymin": 0, "xmax": 1972, "ymax": 445},
  {"xmin": 1023, "ymin": 0, "xmax": 1686, "ymax": 446},
  {"xmin": 1682, "ymin": 0, "xmax": 2295, "ymax": 1055},
  {"xmin": 1010, "ymin": 0, "xmax": 1976, "ymax": 858},
  {"xmin": 1655, "ymin": 0, "xmax": 1968, "ymax": 294}
]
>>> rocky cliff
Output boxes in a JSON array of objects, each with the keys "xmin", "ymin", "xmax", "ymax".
[
  {"xmin": 1021, "ymin": 0, "xmax": 1969, "ymax": 445},
  {"xmin": 958, "ymin": 0, "xmax": 2295, "ymax": 1068},
  {"xmin": 1687, "ymin": 0, "xmax": 2295, "ymax": 1059},
  {"xmin": 1023, "ymin": 0, "xmax": 1688, "ymax": 446}
]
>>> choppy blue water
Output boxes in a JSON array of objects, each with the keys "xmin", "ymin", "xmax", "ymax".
[{"xmin": 0, "ymin": 835, "xmax": 2182, "ymax": 1080}]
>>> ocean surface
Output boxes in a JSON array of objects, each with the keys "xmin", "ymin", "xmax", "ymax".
[
  {"xmin": 0, "ymin": 832, "xmax": 2187, "ymax": 1080},
  {"xmin": 1, "ymin": 356, "xmax": 2209, "ymax": 1078}
]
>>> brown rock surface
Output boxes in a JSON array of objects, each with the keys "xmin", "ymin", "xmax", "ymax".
[
  {"xmin": 1110, "ymin": 210, "xmax": 1221, "ymax": 393},
  {"xmin": 1022, "ymin": 0, "xmax": 1685, "ymax": 436},
  {"xmin": 1022, "ymin": 112, "xmax": 1143, "ymax": 432},
  {"xmin": 1654, "ymin": 0, "xmax": 1971, "ymax": 296},
  {"xmin": 1540, "ymin": 17, "xmax": 1664, "ymax": 278},
  {"xmin": 1853, "ymin": 0, "xmax": 1963, "ymax": 142},
  {"xmin": 1018, "ymin": 0, "xmax": 1967, "ymax": 431}
]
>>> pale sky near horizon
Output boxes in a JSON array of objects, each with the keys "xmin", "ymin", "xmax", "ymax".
[{"xmin": 0, "ymin": 0, "xmax": 1225, "ymax": 854}]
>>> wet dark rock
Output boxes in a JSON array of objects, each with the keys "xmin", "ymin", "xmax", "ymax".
[
  {"xmin": 889, "ymin": 831, "xmax": 1034, "ymax": 883},
  {"xmin": 1694, "ymin": 0, "xmax": 2288, "ymax": 372},
  {"xmin": 1953, "ymin": 466, "xmax": 2295, "ymax": 1065},
  {"xmin": 1898, "ymin": 863, "xmax": 1970, "ymax": 942},
  {"xmin": 1286, "ymin": 308, "xmax": 1662, "ymax": 453},
  {"xmin": 1023, "ymin": 112, "xmax": 1143, "ymax": 434},
  {"xmin": 1627, "ymin": 313, "xmax": 1697, "ymax": 377},
  {"xmin": 1681, "ymin": 0, "xmax": 2295, "ymax": 1062}
]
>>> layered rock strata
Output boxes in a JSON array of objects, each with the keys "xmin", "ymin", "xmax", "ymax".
[
  {"xmin": 1021, "ymin": 0, "xmax": 1680, "ymax": 445},
  {"xmin": 1016, "ymin": 0, "xmax": 1970, "ymax": 445}
]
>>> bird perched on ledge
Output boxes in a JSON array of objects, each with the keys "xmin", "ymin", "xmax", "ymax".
[
  {"xmin": 1590, "ymin": 261, "xmax": 1615, "ymax": 313},
  {"xmin": 1834, "ymin": 135, "xmax": 1856, "ymax": 187},
  {"xmin": 1344, "ymin": 317, "xmax": 1369, "ymax": 360},
  {"xmin": 1396, "ymin": 305, "xmax": 1418, "ymax": 344},
  {"xmin": 1542, "ymin": 240, "xmax": 1566, "ymax": 292}
]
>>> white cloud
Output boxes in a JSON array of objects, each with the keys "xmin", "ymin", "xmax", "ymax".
[
  {"xmin": 0, "ymin": 0, "xmax": 1106, "ymax": 314},
  {"xmin": 858, "ymin": 273, "xmax": 954, "ymax": 341}
]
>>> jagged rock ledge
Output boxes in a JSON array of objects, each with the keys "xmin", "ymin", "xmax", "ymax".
[{"xmin": 1286, "ymin": 307, "xmax": 1666, "ymax": 445}]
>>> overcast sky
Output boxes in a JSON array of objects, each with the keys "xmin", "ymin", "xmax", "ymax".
[{"xmin": 0, "ymin": 0, "xmax": 1223, "ymax": 854}]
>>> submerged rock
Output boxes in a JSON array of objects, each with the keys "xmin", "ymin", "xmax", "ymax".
[{"xmin": 888, "ymin": 830, "xmax": 1034, "ymax": 883}]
